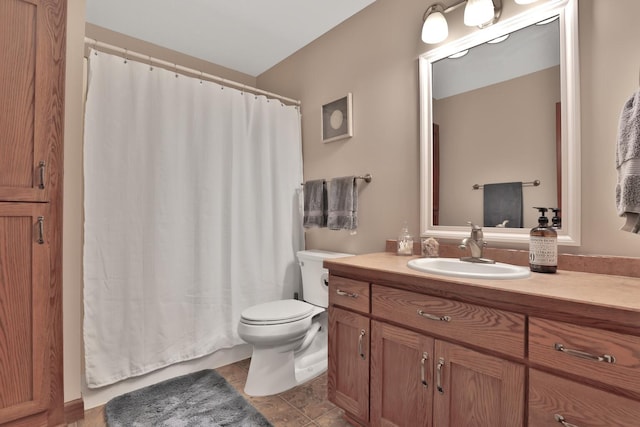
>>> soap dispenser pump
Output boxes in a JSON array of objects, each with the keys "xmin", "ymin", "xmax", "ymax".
[
  {"xmin": 529, "ymin": 207, "xmax": 557, "ymax": 273},
  {"xmin": 550, "ymin": 208, "xmax": 561, "ymax": 229}
]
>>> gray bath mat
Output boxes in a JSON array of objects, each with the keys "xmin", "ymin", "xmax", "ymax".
[{"xmin": 105, "ymin": 369, "xmax": 272, "ymax": 426}]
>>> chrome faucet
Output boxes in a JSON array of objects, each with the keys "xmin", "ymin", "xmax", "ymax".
[{"xmin": 459, "ymin": 222, "xmax": 495, "ymax": 264}]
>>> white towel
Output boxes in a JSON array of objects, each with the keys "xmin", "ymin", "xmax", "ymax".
[
  {"xmin": 327, "ymin": 176, "xmax": 358, "ymax": 231},
  {"xmin": 616, "ymin": 90, "xmax": 640, "ymax": 233}
]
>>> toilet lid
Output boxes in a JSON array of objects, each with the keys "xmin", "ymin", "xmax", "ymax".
[{"xmin": 240, "ymin": 299, "xmax": 314, "ymax": 325}]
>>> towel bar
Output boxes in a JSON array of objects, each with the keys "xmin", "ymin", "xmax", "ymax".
[
  {"xmin": 302, "ymin": 173, "xmax": 372, "ymax": 186},
  {"xmin": 472, "ymin": 179, "xmax": 540, "ymax": 190}
]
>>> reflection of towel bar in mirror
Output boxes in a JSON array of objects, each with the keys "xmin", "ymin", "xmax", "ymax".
[
  {"xmin": 472, "ymin": 179, "xmax": 540, "ymax": 190},
  {"xmin": 301, "ymin": 173, "xmax": 372, "ymax": 186}
]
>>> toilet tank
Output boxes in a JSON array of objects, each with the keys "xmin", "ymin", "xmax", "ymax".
[{"xmin": 297, "ymin": 250, "xmax": 353, "ymax": 308}]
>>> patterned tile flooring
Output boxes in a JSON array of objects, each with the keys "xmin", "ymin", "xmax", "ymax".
[{"xmin": 68, "ymin": 358, "xmax": 352, "ymax": 427}]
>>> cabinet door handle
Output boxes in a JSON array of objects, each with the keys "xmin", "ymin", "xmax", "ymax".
[
  {"xmin": 554, "ymin": 343, "xmax": 616, "ymax": 364},
  {"xmin": 336, "ymin": 289, "xmax": 358, "ymax": 298},
  {"xmin": 38, "ymin": 161, "xmax": 46, "ymax": 189},
  {"xmin": 417, "ymin": 309, "xmax": 451, "ymax": 322},
  {"xmin": 436, "ymin": 357, "xmax": 445, "ymax": 394},
  {"xmin": 554, "ymin": 414, "xmax": 579, "ymax": 427},
  {"xmin": 358, "ymin": 329, "xmax": 366, "ymax": 360},
  {"xmin": 420, "ymin": 352, "xmax": 429, "ymax": 388},
  {"xmin": 37, "ymin": 216, "xmax": 45, "ymax": 244}
]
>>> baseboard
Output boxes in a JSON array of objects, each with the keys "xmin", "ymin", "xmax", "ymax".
[{"xmin": 64, "ymin": 398, "xmax": 85, "ymax": 424}]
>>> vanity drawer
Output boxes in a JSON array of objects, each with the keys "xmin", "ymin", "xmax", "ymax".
[
  {"xmin": 329, "ymin": 275, "xmax": 370, "ymax": 314},
  {"xmin": 529, "ymin": 369, "xmax": 640, "ymax": 427},
  {"xmin": 529, "ymin": 317, "xmax": 640, "ymax": 394},
  {"xmin": 371, "ymin": 285, "xmax": 525, "ymax": 357}
]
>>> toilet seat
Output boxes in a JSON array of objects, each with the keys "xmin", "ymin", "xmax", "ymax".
[{"xmin": 240, "ymin": 299, "xmax": 315, "ymax": 326}]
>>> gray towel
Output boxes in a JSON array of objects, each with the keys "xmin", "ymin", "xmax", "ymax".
[
  {"xmin": 327, "ymin": 176, "xmax": 358, "ymax": 231},
  {"xmin": 616, "ymin": 90, "xmax": 640, "ymax": 233},
  {"xmin": 483, "ymin": 182, "xmax": 523, "ymax": 228},
  {"xmin": 303, "ymin": 179, "xmax": 327, "ymax": 228}
]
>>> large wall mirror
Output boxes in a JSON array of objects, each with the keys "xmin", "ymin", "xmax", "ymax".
[{"xmin": 419, "ymin": 0, "xmax": 580, "ymax": 246}]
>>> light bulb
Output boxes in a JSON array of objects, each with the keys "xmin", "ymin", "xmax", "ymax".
[
  {"xmin": 421, "ymin": 10, "xmax": 448, "ymax": 44},
  {"xmin": 464, "ymin": 0, "xmax": 495, "ymax": 27}
]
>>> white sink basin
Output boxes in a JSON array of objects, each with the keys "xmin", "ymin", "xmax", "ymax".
[{"xmin": 407, "ymin": 258, "xmax": 530, "ymax": 280}]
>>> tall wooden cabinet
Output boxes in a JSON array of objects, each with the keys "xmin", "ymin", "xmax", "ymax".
[{"xmin": 0, "ymin": 0, "xmax": 66, "ymax": 425}]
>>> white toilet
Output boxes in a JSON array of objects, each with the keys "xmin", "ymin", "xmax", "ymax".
[{"xmin": 237, "ymin": 249, "xmax": 353, "ymax": 396}]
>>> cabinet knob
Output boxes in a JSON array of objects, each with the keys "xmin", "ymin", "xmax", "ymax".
[
  {"xmin": 336, "ymin": 289, "xmax": 358, "ymax": 298},
  {"xmin": 358, "ymin": 329, "xmax": 366, "ymax": 360},
  {"xmin": 420, "ymin": 352, "xmax": 429, "ymax": 388},
  {"xmin": 436, "ymin": 357, "xmax": 445, "ymax": 394},
  {"xmin": 37, "ymin": 216, "xmax": 45, "ymax": 244},
  {"xmin": 554, "ymin": 414, "xmax": 579, "ymax": 427},
  {"xmin": 38, "ymin": 161, "xmax": 46, "ymax": 189},
  {"xmin": 417, "ymin": 309, "xmax": 451, "ymax": 322},
  {"xmin": 553, "ymin": 343, "xmax": 616, "ymax": 364}
]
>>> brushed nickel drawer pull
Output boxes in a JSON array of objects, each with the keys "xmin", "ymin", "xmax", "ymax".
[
  {"xmin": 38, "ymin": 161, "xmax": 46, "ymax": 189},
  {"xmin": 417, "ymin": 309, "xmax": 451, "ymax": 322},
  {"xmin": 554, "ymin": 414, "xmax": 579, "ymax": 427},
  {"xmin": 37, "ymin": 216, "xmax": 45, "ymax": 244},
  {"xmin": 420, "ymin": 352, "xmax": 429, "ymax": 388},
  {"xmin": 436, "ymin": 357, "xmax": 445, "ymax": 394},
  {"xmin": 336, "ymin": 289, "xmax": 358, "ymax": 298},
  {"xmin": 358, "ymin": 329, "xmax": 366, "ymax": 360},
  {"xmin": 554, "ymin": 343, "xmax": 616, "ymax": 364}
]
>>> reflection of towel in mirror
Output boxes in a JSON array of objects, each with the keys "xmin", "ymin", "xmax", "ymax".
[
  {"xmin": 303, "ymin": 179, "xmax": 327, "ymax": 228},
  {"xmin": 616, "ymin": 90, "xmax": 640, "ymax": 234},
  {"xmin": 328, "ymin": 176, "xmax": 358, "ymax": 231},
  {"xmin": 483, "ymin": 182, "xmax": 523, "ymax": 228}
]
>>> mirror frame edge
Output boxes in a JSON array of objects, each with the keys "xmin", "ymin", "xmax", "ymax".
[{"xmin": 419, "ymin": 0, "xmax": 581, "ymax": 247}]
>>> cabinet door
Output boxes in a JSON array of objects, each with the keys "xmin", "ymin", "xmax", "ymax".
[
  {"xmin": 433, "ymin": 341, "xmax": 524, "ymax": 427},
  {"xmin": 0, "ymin": 203, "xmax": 50, "ymax": 424},
  {"xmin": 371, "ymin": 320, "xmax": 433, "ymax": 427},
  {"xmin": 328, "ymin": 306, "xmax": 370, "ymax": 424},
  {"xmin": 0, "ymin": 0, "xmax": 65, "ymax": 202}
]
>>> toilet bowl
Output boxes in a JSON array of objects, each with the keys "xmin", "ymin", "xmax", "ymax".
[{"xmin": 237, "ymin": 250, "xmax": 353, "ymax": 396}]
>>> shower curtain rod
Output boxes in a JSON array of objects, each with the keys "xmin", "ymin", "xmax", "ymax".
[{"xmin": 83, "ymin": 37, "xmax": 301, "ymax": 106}]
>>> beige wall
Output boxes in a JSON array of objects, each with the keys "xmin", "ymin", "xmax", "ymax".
[
  {"xmin": 258, "ymin": 0, "xmax": 640, "ymax": 257},
  {"xmin": 63, "ymin": 0, "xmax": 640, "ymax": 407}
]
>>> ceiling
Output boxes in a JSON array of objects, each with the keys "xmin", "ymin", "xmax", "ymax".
[{"xmin": 85, "ymin": 0, "xmax": 376, "ymax": 77}]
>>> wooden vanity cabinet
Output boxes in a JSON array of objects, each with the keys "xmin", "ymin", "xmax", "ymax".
[
  {"xmin": 326, "ymin": 253, "xmax": 640, "ymax": 427},
  {"xmin": 328, "ymin": 275, "xmax": 525, "ymax": 426}
]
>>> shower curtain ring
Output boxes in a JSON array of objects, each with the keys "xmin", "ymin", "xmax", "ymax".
[{"xmin": 124, "ymin": 49, "xmax": 128, "ymax": 64}]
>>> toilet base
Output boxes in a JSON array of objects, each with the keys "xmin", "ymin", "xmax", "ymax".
[{"xmin": 243, "ymin": 321, "xmax": 327, "ymax": 396}]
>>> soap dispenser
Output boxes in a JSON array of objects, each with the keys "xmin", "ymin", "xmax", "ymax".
[
  {"xmin": 397, "ymin": 223, "xmax": 414, "ymax": 256},
  {"xmin": 550, "ymin": 208, "xmax": 562, "ymax": 230},
  {"xmin": 529, "ymin": 207, "xmax": 557, "ymax": 273}
]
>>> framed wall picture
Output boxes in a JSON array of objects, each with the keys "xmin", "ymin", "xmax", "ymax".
[{"xmin": 322, "ymin": 93, "xmax": 353, "ymax": 143}]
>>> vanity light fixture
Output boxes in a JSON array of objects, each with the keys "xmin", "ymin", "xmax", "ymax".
[
  {"xmin": 421, "ymin": 0, "xmax": 503, "ymax": 45},
  {"xmin": 421, "ymin": 4, "xmax": 449, "ymax": 44}
]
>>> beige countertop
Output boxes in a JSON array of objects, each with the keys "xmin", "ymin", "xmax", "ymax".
[{"xmin": 324, "ymin": 252, "xmax": 640, "ymax": 334}]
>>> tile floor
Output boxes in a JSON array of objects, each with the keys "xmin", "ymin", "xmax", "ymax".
[{"xmin": 68, "ymin": 358, "xmax": 352, "ymax": 427}]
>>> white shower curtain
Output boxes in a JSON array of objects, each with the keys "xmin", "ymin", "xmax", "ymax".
[{"xmin": 83, "ymin": 50, "xmax": 304, "ymax": 388}]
